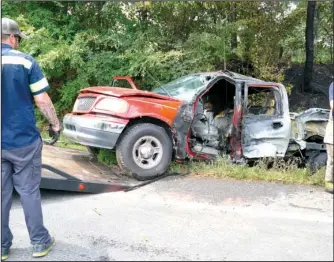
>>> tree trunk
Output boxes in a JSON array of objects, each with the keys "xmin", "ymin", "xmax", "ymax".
[
  {"xmin": 331, "ymin": 1, "xmax": 334, "ymax": 65},
  {"xmin": 303, "ymin": 1, "xmax": 316, "ymax": 92},
  {"xmin": 230, "ymin": 2, "xmax": 238, "ymax": 50},
  {"xmin": 279, "ymin": 46, "xmax": 284, "ymax": 59}
]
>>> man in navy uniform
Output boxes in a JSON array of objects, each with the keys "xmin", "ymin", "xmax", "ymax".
[
  {"xmin": 324, "ymin": 81, "xmax": 333, "ymax": 193},
  {"xmin": 1, "ymin": 17, "xmax": 60, "ymax": 260}
]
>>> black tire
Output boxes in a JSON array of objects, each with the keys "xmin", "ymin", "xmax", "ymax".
[
  {"xmin": 308, "ymin": 151, "xmax": 327, "ymax": 173},
  {"xmin": 116, "ymin": 123, "xmax": 173, "ymax": 181}
]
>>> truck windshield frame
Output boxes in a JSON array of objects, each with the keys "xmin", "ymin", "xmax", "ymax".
[{"xmin": 151, "ymin": 74, "xmax": 215, "ymax": 102}]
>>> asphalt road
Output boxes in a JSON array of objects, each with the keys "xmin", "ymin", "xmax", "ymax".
[{"xmin": 6, "ymin": 176, "xmax": 334, "ymax": 261}]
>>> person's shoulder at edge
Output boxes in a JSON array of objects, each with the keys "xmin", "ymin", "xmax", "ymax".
[{"xmin": 7, "ymin": 49, "xmax": 37, "ymax": 64}]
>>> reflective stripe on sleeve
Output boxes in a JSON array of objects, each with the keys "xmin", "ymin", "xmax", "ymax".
[
  {"xmin": 30, "ymin": 77, "xmax": 49, "ymax": 93},
  {"xmin": 9, "ymin": 50, "xmax": 22, "ymax": 54},
  {"xmin": 1, "ymin": 56, "xmax": 32, "ymax": 70}
]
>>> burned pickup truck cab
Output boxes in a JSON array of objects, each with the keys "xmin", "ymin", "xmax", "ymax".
[{"xmin": 63, "ymin": 71, "xmax": 329, "ymax": 180}]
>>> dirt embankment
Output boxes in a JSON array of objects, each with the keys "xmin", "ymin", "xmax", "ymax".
[{"xmin": 283, "ymin": 63, "xmax": 333, "ymax": 112}]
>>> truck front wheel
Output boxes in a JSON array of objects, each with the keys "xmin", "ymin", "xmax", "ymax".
[{"xmin": 116, "ymin": 123, "xmax": 173, "ymax": 180}]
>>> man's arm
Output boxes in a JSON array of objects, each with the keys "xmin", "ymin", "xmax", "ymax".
[
  {"xmin": 28, "ymin": 57, "xmax": 60, "ymax": 132},
  {"xmin": 329, "ymin": 82, "xmax": 333, "ymax": 120},
  {"xmin": 329, "ymin": 82, "xmax": 333, "ymax": 112},
  {"xmin": 34, "ymin": 92, "xmax": 60, "ymax": 132},
  {"xmin": 330, "ymin": 83, "xmax": 333, "ymax": 108}
]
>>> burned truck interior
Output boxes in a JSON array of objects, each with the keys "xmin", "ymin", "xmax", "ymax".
[
  {"xmin": 190, "ymin": 78, "xmax": 236, "ymax": 156},
  {"xmin": 189, "ymin": 79, "xmax": 284, "ymax": 157},
  {"xmin": 244, "ymin": 87, "xmax": 280, "ymax": 116}
]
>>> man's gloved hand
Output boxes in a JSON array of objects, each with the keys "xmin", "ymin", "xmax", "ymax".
[{"xmin": 48, "ymin": 123, "xmax": 61, "ymax": 141}]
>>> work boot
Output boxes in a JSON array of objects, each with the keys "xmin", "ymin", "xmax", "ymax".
[
  {"xmin": 1, "ymin": 247, "xmax": 9, "ymax": 261},
  {"xmin": 32, "ymin": 237, "xmax": 55, "ymax": 258},
  {"xmin": 325, "ymin": 182, "xmax": 333, "ymax": 194}
]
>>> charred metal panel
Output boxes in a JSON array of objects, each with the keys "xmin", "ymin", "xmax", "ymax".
[
  {"xmin": 191, "ymin": 110, "xmax": 220, "ymax": 148},
  {"xmin": 230, "ymin": 83, "xmax": 243, "ymax": 159},
  {"xmin": 242, "ymin": 117, "xmax": 291, "ymax": 158},
  {"xmin": 290, "ymin": 108, "xmax": 329, "ymax": 148},
  {"xmin": 172, "ymin": 104, "xmax": 194, "ymax": 159},
  {"xmin": 241, "ymin": 83, "xmax": 291, "ymax": 159}
]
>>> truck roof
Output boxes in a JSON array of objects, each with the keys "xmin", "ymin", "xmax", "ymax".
[{"xmin": 192, "ymin": 70, "xmax": 267, "ymax": 84}]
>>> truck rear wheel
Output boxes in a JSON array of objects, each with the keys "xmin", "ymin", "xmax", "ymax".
[
  {"xmin": 116, "ymin": 123, "xmax": 173, "ymax": 180},
  {"xmin": 308, "ymin": 151, "xmax": 327, "ymax": 173}
]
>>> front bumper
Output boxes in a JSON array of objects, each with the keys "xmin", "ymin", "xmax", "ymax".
[{"xmin": 63, "ymin": 114, "xmax": 128, "ymax": 149}]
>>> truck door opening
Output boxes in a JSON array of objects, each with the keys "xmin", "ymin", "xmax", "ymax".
[{"xmin": 189, "ymin": 78, "xmax": 236, "ymax": 156}]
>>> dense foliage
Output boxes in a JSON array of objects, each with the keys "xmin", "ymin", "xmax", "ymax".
[{"xmin": 2, "ymin": 1, "xmax": 333, "ymax": 120}]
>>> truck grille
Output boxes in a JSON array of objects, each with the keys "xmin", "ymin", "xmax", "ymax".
[
  {"xmin": 75, "ymin": 97, "xmax": 96, "ymax": 111},
  {"xmin": 64, "ymin": 124, "xmax": 76, "ymax": 131}
]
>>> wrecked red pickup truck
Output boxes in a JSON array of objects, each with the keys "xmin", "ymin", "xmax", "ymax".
[{"xmin": 63, "ymin": 71, "xmax": 329, "ymax": 180}]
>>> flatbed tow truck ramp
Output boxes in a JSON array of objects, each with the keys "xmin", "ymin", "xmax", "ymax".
[{"xmin": 41, "ymin": 145, "xmax": 139, "ymax": 193}]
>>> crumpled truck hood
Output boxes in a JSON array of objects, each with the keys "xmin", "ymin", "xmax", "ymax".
[
  {"xmin": 78, "ymin": 86, "xmax": 184, "ymax": 127},
  {"xmin": 80, "ymin": 86, "xmax": 180, "ymax": 101}
]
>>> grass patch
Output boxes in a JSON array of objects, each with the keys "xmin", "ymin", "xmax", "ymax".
[
  {"xmin": 40, "ymin": 131, "xmax": 87, "ymax": 151},
  {"xmin": 96, "ymin": 149, "xmax": 118, "ymax": 166},
  {"xmin": 168, "ymin": 156, "xmax": 325, "ymax": 187}
]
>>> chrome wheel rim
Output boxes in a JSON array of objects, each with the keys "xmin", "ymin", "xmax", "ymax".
[{"xmin": 132, "ymin": 136, "xmax": 163, "ymax": 169}]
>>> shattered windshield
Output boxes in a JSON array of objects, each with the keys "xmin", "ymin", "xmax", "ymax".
[{"xmin": 151, "ymin": 74, "xmax": 215, "ymax": 102}]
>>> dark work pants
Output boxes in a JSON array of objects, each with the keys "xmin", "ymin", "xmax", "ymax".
[{"xmin": 1, "ymin": 138, "xmax": 51, "ymax": 248}]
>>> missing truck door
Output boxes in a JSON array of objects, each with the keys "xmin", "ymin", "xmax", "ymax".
[{"xmin": 241, "ymin": 83, "xmax": 291, "ymax": 159}]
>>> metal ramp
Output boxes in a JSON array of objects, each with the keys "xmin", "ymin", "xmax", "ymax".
[{"xmin": 41, "ymin": 145, "xmax": 138, "ymax": 193}]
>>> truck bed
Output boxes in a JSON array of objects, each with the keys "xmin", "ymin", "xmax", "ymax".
[{"xmin": 290, "ymin": 108, "xmax": 329, "ymax": 142}]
